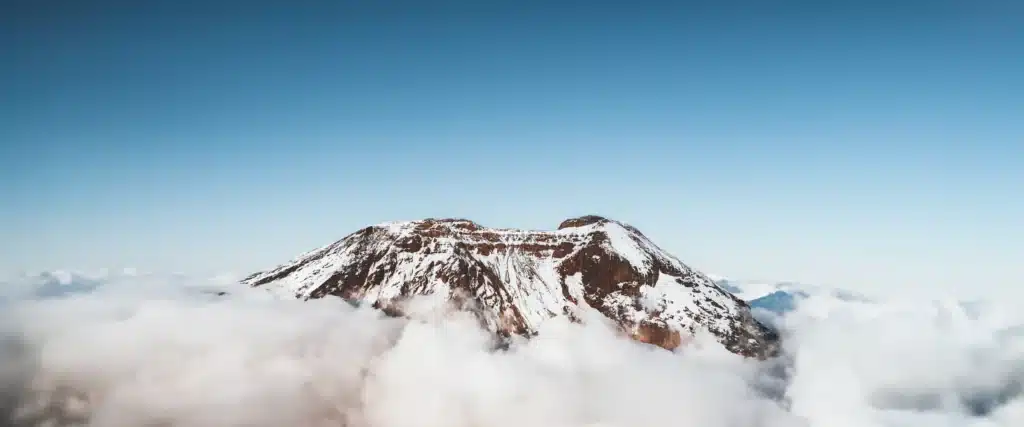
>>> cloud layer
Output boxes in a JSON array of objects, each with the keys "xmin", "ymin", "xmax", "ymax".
[{"xmin": 1, "ymin": 272, "xmax": 1022, "ymax": 427}]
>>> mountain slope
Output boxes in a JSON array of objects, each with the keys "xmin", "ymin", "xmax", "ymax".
[{"xmin": 242, "ymin": 215, "xmax": 779, "ymax": 358}]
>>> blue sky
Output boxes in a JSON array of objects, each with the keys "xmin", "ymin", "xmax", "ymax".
[{"xmin": 2, "ymin": 1, "xmax": 1022, "ymax": 299}]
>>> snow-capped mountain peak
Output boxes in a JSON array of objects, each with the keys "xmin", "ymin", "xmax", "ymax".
[{"xmin": 242, "ymin": 215, "xmax": 779, "ymax": 358}]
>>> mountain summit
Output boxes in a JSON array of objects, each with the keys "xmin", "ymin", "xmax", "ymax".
[{"xmin": 242, "ymin": 215, "xmax": 779, "ymax": 358}]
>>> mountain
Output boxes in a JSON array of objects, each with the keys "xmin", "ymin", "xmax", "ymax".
[
  {"xmin": 242, "ymin": 215, "xmax": 780, "ymax": 359},
  {"xmin": 0, "ymin": 271, "xmax": 102, "ymax": 304},
  {"xmin": 747, "ymin": 290, "xmax": 808, "ymax": 314},
  {"xmin": 712, "ymin": 277, "xmax": 875, "ymax": 315},
  {"xmin": 32, "ymin": 271, "xmax": 103, "ymax": 299}
]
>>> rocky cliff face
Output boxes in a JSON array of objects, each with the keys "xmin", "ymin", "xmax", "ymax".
[{"xmin": 242, "ymin": 215, "xmax": 779, "ymax": 358}]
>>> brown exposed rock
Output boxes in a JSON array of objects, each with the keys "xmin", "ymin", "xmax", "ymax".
[
  {"xmin": 632, "ymin": 322, "xmax": 684, "ymax": 350},
  {"xmin": 558, "ymin": 215, "xmax": 609, "ymax": 230}
]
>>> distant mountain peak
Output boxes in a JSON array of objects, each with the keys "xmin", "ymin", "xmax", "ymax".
[{"xmin": 243, "ymin": 216, "xmax": 779, "ymax": 358}]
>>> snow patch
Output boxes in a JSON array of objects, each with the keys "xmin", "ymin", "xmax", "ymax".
[{"xmin": 599, "ymin": 223, "xmax": 652, "ymax": 274}]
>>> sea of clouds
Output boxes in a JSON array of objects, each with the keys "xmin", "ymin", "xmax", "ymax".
[{"xmin": 1, "ymin": 271, "xmax": 1022, "ymax": 427}]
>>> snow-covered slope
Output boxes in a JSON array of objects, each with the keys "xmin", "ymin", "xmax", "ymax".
[{"xmin": 243, "ymin": 215, "xmax": 779, "ymax": 358}]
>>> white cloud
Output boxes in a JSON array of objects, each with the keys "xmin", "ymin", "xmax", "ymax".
[{"xmin": 0, "ymin": 272, "xmax": 1021, "ymax": 427}]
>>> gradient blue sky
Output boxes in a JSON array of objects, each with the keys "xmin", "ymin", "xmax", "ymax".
[{"xmin": 3, "ymin": 1, "xmax": 1022, "ymax": 299}]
